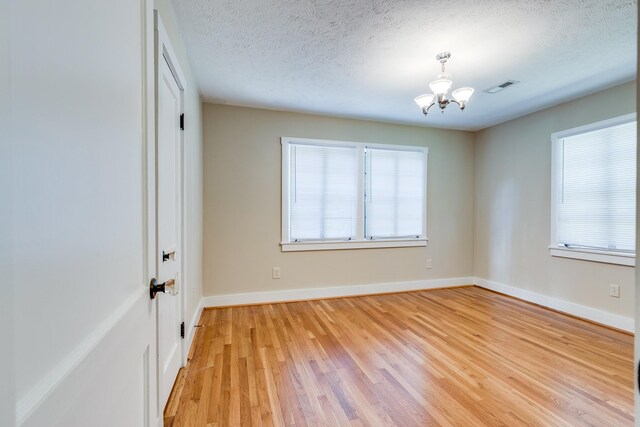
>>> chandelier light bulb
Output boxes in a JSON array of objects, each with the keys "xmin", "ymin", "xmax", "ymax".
[
  {"xmin": 414, "ymin": 94, "xmax": 435, "ymax": 108},
  {"xmin": 452, "ymin": 87, "xmax": 474, "ymax": 104},
  {"xmin": 429, "ymin": 78, "xmax": 453, "ymax": 95}
]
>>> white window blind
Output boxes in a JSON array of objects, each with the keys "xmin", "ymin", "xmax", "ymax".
[
  {"xmin": 365, "ymin": 148, "xmax": 425, "ymax": 239},
  {"xmin": 289, "ymin": 143, "xmax": 358, "ymax": 241},
  {"xmin": 557, "ymin": 119, "xmax": 636, "ymax": 253}
]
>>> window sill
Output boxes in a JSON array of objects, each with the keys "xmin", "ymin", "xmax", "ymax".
[
  {"xmin": 281, "ymin": 238, "xmax": 428, "ymax": 252},
  {"xmin": 549, "ymin": 246, "xmax": 635, "ymax": 267}
]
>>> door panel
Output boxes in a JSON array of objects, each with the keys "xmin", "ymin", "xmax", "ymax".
[
  {"xmin": 156, "ymin": 53, "xmax": 183, "ymax": 409},
  {"xmin": 13, "ymin": 1, "xmax": 159, "ymax": 425}
]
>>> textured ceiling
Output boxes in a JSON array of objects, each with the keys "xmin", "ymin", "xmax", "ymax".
[{"xmin": 172, "ymin": 0, "xmax": 637, "ymax": 130}]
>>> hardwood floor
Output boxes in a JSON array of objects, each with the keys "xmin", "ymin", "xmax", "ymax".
[{"xmin": 164, "ymin": 286, "xmax": 633, "ymax": 426}]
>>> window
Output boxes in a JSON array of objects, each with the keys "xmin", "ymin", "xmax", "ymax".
[
  {"xmin": 289, "ymin": 143, "xmax": 358, "ymax": 241},
  {"xmin": 365, "ymin": 147, "xmax": 425, "ymax": 239},
  {"xmin": 282, "ymin": 137, "xmax": 427, "ymax": 251},
  {"xmin": 550, "ymin": 113, "xmax": 636, "ymax": 266}
]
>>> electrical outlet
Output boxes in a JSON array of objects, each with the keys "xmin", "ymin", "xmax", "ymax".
[
  {"xmin": 272, "ymin": 267, "xmax": 281, "ymax": 279},
  {"xmin": 426, "ymin": 259, "xmax": 432, "ymax": 269},
  {"xmin": 609, "ymin": 284, "xmax": 620, "ymax": 298}
]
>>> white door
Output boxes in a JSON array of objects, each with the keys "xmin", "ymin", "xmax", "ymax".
[{"xmin": 155, "ymin": 16, "xmax": 185, "ymax": 411}]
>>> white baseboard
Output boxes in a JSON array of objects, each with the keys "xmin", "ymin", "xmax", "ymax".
[
  {"xmin": 200, "ymin": 277, "xmax": 475, "ymax": 308},
  {"xmin": 200, "ymin": 277, "xmax": 634, "ymax": 333},
  {"xmin": 473, "ymin": 277, "xmax": 634, "ymax": 333}
]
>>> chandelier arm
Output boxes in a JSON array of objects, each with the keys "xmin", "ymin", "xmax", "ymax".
[
  {"xmin": 424, "ymin": 102, "xmax": 437, "ymax": 115},
  {"xmin": 449, "ymin": 99, "xmax": 465, "ymax": 110}
]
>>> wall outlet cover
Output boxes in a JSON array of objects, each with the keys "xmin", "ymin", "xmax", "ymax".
[{"xmin": 609, "ymin": 284, "xmax": 620, "ymax": 298}]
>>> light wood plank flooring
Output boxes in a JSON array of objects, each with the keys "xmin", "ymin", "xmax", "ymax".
[{"xmin": 165, "ymin": 286, "xmax": 633, "ymax": 426}]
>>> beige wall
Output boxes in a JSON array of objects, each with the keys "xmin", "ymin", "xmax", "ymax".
[
  {"xmin": 202, "ymin": 82, "xmax": 636, "ymax": 321},
  {"xmin": 474, "ymin": 81, "xmax": 636, "ymax": 319},
  {"xmin": 203, "ymin": 105, "xmax": 475, "ymax": 296}
]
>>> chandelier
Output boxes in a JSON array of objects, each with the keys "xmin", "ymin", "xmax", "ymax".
[{"xmin": 414, "ymin": 52, "xmax": 474, "ymax": 116}]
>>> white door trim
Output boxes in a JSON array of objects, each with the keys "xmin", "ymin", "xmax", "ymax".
[
  {"xmin": 143, "ymin": 2, "xmax": 159, "ymax": 426},
  {"xmin": 154, "ymin": 7, "xmax": 189, "ymax": 399}
]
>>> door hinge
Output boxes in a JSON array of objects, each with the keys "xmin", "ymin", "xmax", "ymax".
[
  {"xmin": 180, "ymin": 322, "xmax": 185, "ymax": 339},
  {"xmin": 180, "ymin": 113, "xmax": 184, "ymax": 131}
]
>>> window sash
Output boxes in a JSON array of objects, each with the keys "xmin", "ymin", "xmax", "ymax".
[
  {"xmin": 364, "ymin": 147, "xmax": 426, "ymax": 239},
  {"xmin": 288, "ymin": 142, "xmax": 358, "ymax": 241}
]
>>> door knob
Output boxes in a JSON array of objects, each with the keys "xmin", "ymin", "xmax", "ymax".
[{"xmin": 150, "ymin": 278, "xmax": 177, "ymax": 299}]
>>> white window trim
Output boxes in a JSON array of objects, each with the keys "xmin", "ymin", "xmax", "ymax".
[
  {"xmin": 549, "ymin": 113, "xmax": 636, "ymax": 267},
  {"xmin": 282, "ymin": 238, "xmax": 428, "ymax": 252},
  {"xmin": 548, "ymin": 246, "xmax": 635, "ymax": 266},
  {"xmin": 281, "ymin": 137, "xmax": 428, "ymax": 252}
]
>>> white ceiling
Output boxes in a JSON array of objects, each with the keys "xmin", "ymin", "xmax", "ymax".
[{"xmin": 172, "ymin": 0, "xmax": 637, "ymax": 131}]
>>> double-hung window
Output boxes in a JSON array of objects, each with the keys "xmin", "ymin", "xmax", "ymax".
[
  {"xmin": 550, "ymin": 113, "xmax": 636, "ymax": 266},
  {"xmin": 281, "ymin": 137, "xmax": 427, "ymax": 251}
]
